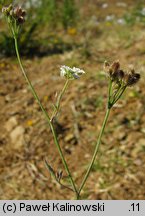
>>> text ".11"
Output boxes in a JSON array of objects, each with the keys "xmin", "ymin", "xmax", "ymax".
[{"xmin": 129, "ymin": 203, "xmax": 139, "ymax": 212}]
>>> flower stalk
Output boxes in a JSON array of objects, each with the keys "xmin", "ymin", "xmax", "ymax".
[
  {"xmin": 51, "ymin": 79, "xmax": 70, "ymax": 121},
  {"xmin": 78, "ymin": 60, "xmax": 140, "ymax": 198},
  {"xmin": 14, "ymin": 30, "xmax": 79, "ymax": 199},
  {"xmin": 78, "ymin": 107, "xmax": 111, "ymax": 196},
  {"xmin": 4, "ymin": 5, "xmax": 79, "ymax": 197}
]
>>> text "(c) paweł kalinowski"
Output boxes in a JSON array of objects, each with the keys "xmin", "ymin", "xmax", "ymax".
[{"xmin": 19, "ymin": 202, "xmax": 105, "ymax": 212}]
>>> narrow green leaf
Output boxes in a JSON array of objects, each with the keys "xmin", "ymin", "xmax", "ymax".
[{"xmin": 44, "ymin": 159, "xmax": 56, "ymax": 180}]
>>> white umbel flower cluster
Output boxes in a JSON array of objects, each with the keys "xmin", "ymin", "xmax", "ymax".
[{"xmin": 60, "ymin": 65, "xmax": 85, "ymax": 79}]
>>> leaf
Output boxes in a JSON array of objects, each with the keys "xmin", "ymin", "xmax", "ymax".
[
  {"xmin": 44, "ymin": 159, "xmax": 56, "ymax": 180},
  {"xmin": 52, "ymin": 103, "xmax": 58, "ymax": 111},
  {"xmin": 56, "ymin": 170, "xmax": 63, "ymax": 182}
]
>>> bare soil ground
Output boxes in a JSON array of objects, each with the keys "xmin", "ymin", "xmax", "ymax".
[{"xmin": 0, "ymin": 0, "xmax": 145, "ymax": 199}]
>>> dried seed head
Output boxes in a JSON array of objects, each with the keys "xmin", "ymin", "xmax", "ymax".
[
  {"xmin": 104, "ymin": 61, "xmax": 112, "ymax": 76},
  {"xmin": 104, "ymin": 60, "xmax": 140, "ymax": 88},
  {"xmin": 2, "ymin": 4, "xmax": 26, "ymax": 25},
  {"xmin": 117, "ymin": 70, "xmax": 124, "ymax": 79},
  {"xmin": 17, "ymin": 16, "xmax": 25, "ymax": 24},
  {"xmin": 104, "ymin": 60, "xmax": 125, "ymax": 83},
  {"xmin": 111, "ymin": 60, "xmax": 120, "ymax": 72},
  {"xmin": 13, "ymin": 6, "xmax": 26, "ymax": 18},
  {"xmin": 112, "ymin": 69, "xmax": 125, "ymax": 80},
  {"xmin": 124, "ymin": 70, "xmax": 140, "ymax": 86},
  {"xmin": 13, "ymin": 6, "xmax": 26, "ymax": 24}
]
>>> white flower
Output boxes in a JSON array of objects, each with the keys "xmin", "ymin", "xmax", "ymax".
[{"xmin": 60, "ymin": 65, "xmax": 85, "ymax": 79}]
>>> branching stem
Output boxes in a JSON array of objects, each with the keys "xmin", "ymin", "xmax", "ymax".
[
  {"xmin": 51, "ymin": 79, "xmax": 70, "ymax": 121},
  {"xmin": 12, "ymin": 28, "xmax": 78, "ymax": 199}
]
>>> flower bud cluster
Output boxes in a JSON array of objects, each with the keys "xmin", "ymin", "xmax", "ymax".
[
  {"xmin": 60, "ymin": 65, "xmax": 85, "ymax": 80},
  {"xmin": 2, "ymin": 4, "xmax": 26, "ymax": 25},
  {"xmin": 104, "ymin": 60, "xmax": 140, "ymax": 87}
]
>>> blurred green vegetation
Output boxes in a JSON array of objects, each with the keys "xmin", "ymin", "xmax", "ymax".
[
  {"xmin": 0, "ymin": 0, "xmax": 145, "ymax": 57},
  {"xmin": 124, "ymin": 2, "xmax": 145, "ymax": 26},
  {"xmin": 0, "ymin": 0, "xmax": 78, "ymax": 57},
  {"xmin": 62, "ymin": 0, "xmax": 77, "ymax": 29}
]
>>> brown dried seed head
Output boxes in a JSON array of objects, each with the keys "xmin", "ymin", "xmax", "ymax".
[
  {"xmin": 117, "ymin": 70, "xmax": 125, "ymax": 79},
  {"xmin": 17, "ymin": 16, "xmax": 25, "ymax": 24},
  {"xmin": 104, "ymin": 61, "xmax": 140, "ymax": 87},
  {"xmin": 111, "ymin": 69, "xmax": 124, "ymax": 81},
  {"xmin": 2, "ymin": 4, "xmax": 26, "ymax": 25},
  {"xmin": 107, "ymin": 61, "xmax": 125, "ymax": 82},
  {"xmin": 125, "ymin": 71, "xmax": 140, "ymax": 86},
  {"xmin": 21, "ymin": 10, "xmax": 26, "ymax": 17},
  {"xmin": 14, "ymin": 6, "xmax": 21, "ymax": 16},
  {"xmin": 13, "ymin": 6, "xmax": 26, "ymax": 18},
  {"xmin": 111, "ymin": 60, "xmax": 120, "ymax": 72}
]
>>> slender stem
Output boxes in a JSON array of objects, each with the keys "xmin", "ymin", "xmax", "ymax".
[
  {"xmin": 108, "ymin": 79, "xmax": 113, "ymax": 100},
  {"xmin": 51, "ymin": 79, "xmax": 70, "ymax": 120},
  {"xmin": 112, "ymin": 86, "xmax": 126, "ymax": 105},
  {"xmin": 78, "ymin": 108, "xmax": 111, "ymax": 196},
  {"xmin": 108, "ymin": 79, "xmax": 113, "ymax": 108},
  {"xmin": 13, "ymin": 30, "xmax": 78, "ymax": 197}
]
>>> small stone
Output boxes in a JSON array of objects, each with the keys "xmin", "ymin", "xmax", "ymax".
[
  {"xmin": 102, "ymin": 3, "xmax": 108, "ymax": 9},
  {"xmin": 141, "ymin": 128, "xmax": 145, "ymax": 134},
  {"xmin": 84, "ymin": 153, "xmax": 90, "ymax": 159},
  {"xmin": 22, "ymin": 89, "xmax": 28, "ymax": 93},
  {"xmin": 10, "ymin": 126, "xmax": 25, "ymax": 149},
  {"xmin": 131, "ymin": 145, "xmax": 142, "ymax": 157},
  {"xmin": 64, "ymin": 133, "xmax": 74, "ymax": 142},
  {"xmin": 118, "ymin": 131, "xmax": 126, "ymax": 140},
  {"xmin": 5, "ymin": 95, "xmax": 11, "ymax": 102},
  {"xmin": 138, "ymin": 138, "xmax": 145, "ymax": 146},
  {"xmin": 5, "ymin": 117, "xmax": 18, "ymax": 132},
  {"xmin": 64, "ymin": 145, "xmax": 71, "ymax": 154},
  {"xmin": 134, "ymin": 159, "xmax": 142, "ymax": 166}
]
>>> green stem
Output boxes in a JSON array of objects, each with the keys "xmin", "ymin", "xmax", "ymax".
[
  {"xmin": 108, "ymin": 80, "xmax": 113, "ymax": 99},
  {"xmin": 13, "ymin": 30, "xmax": 78, "ymax": 198},
  {"xmin": 78, "ymin": 108, "xmax": 111, "ymax": 196},
  {"xmin": 51, "ymin": 79, "xmax": 70, "ymax": 120},
  {"xmin": 108, "ymin": 79, "xmax": 113, "ymax": 108},
  {"xmin": 112, "ymin": 86, "xmax": 126, "ymax": 105}
]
